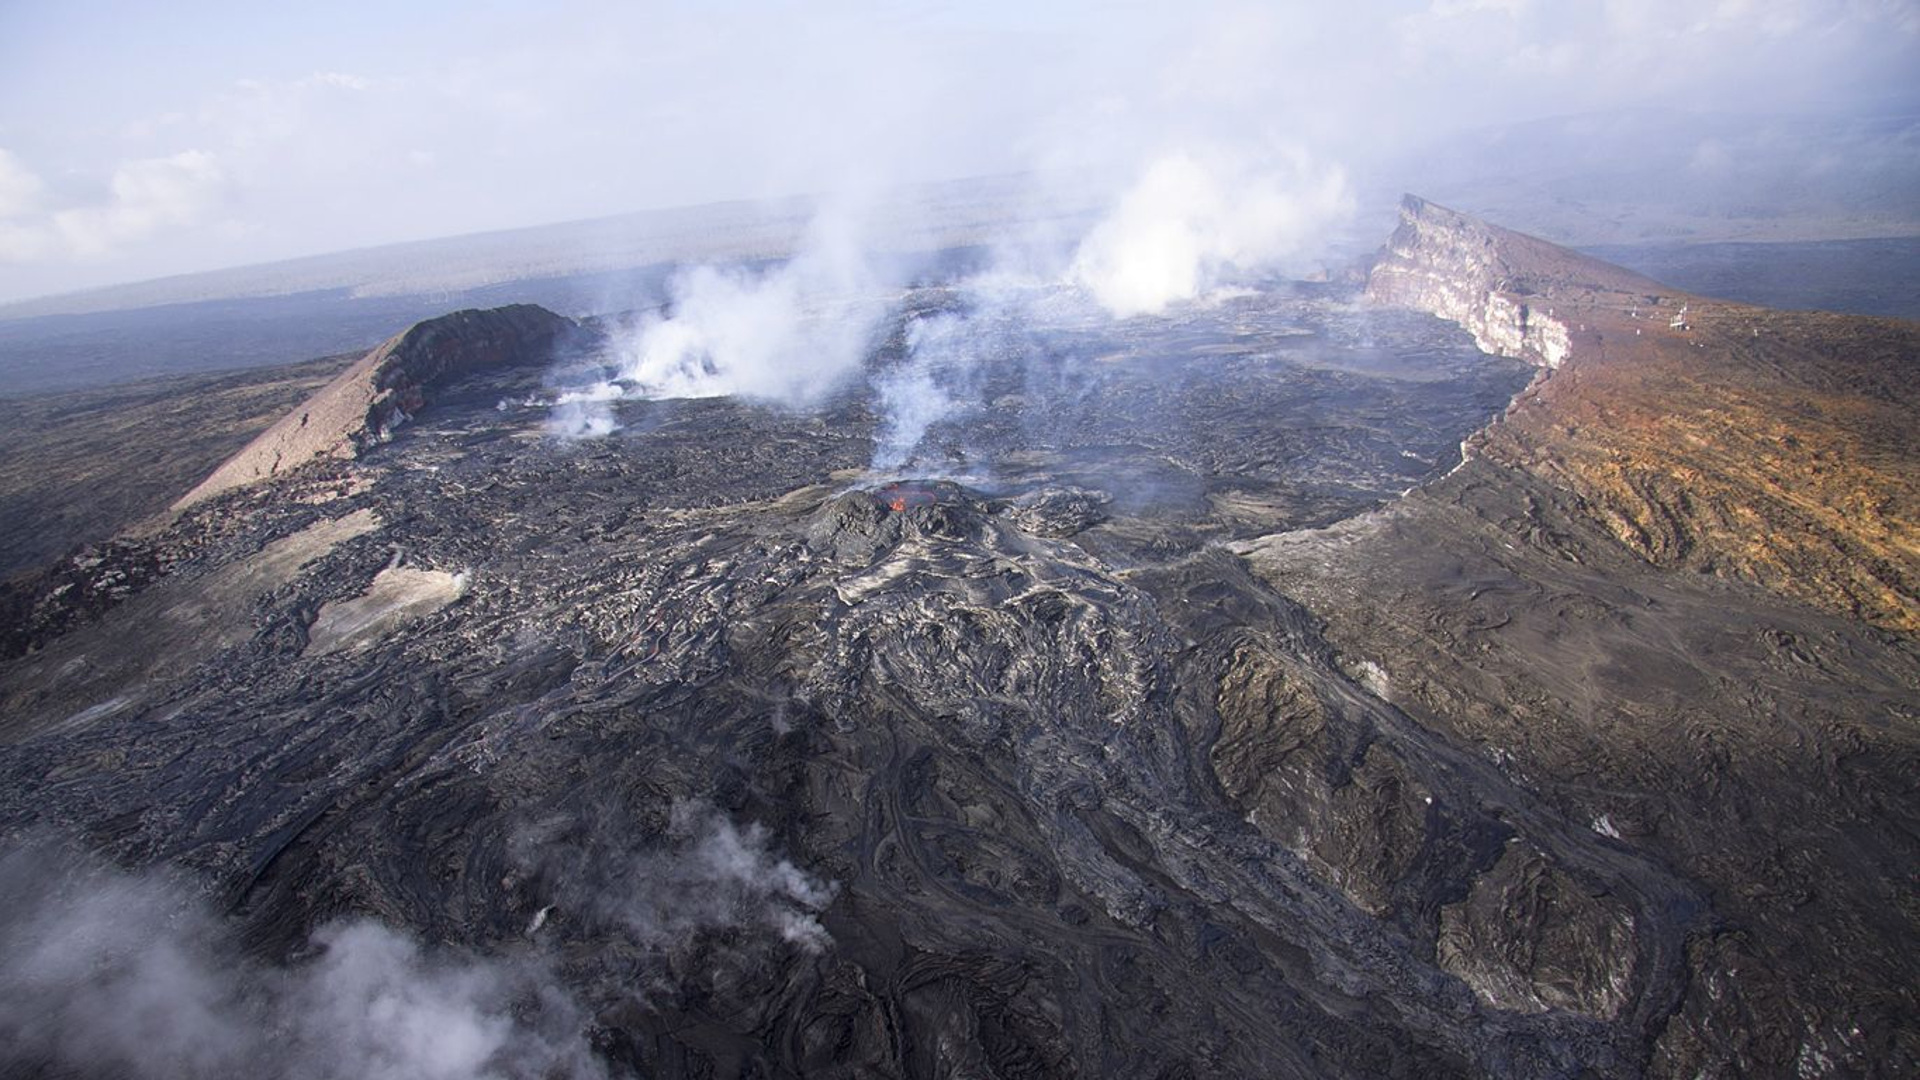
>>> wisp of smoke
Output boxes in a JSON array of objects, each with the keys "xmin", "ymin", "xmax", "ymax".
[
  {"xmin": 864, "ymin": 272, "xmax": 1065, "ymax": 477},
  {"xmin": 515, "ymin": 798, "xmax": 837, "ymax": 961},
  {"xmin": 1069, "ymin": 146, "xmax": 1352, "ymax": 316},
  {"xmin": 546, "ymin": 380, "xmax": 623, "ymax": 439},
  {"xmin": 870, "ymin": 311, "xmax": 967, "ymax": 472},
  {"xmin": 621, "ymin": 799, "xmax": 838, "ymax": 952},
  {"xmin": 0, "ymin": 843, "xmax": 606, "ymax": 1080}
]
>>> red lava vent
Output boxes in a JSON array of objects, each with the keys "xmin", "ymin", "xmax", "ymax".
[{"xmin": 874, "ymin": 482, "xmax": 942, "ymax": 513}]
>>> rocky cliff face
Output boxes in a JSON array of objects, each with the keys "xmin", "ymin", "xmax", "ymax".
[
  {"xmin": 1367, "ymin": 196, "xmax": 1664, "ymax": 370},
  {"xmin": 1369, "ymin": 194, "xmax": 1919, "ymax": 634},
  {"xmin": 174, "ymin": 304, "xmax": 575, "ymax": 510},
  {"xmin": 1226, "ymin": 196, "xmax": 1920, "ymax": 1074}
]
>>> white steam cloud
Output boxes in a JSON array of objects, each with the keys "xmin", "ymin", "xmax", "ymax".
[
  {"xmin": 870, "ymin": 360, "xmax": 954, "ymax": 473},
  {"xmin": 548, "ymin": 148, "xmax": 1356, "ymax": 459},
  {"xmin": 0, "ymin": 844, "xmax": 605, "ymax": 1080},
  {"xmin": 622, "ymin": 210, "xmax": 881, "ymax": 401},
  {"xmin": 617, "ymin": 263, "xmax": 869, "ymax": 403},
  {"xmin": 1069, "ymin": 148, "xmax": 1353, "ymax": 317},
  {"xmin": 545, "ymin": 208, "xmax": 890, "ymax": 438},
  {"xmin": 859, "ymin": 147, "xmax": 1360, "ymax": 475},
  {"xmin": 870, "ymin": 310, "xmax": 974, "ymax": 473},
  {"xmin": 545, "ymin": 380, "xmax": 623, "ymax": 440},
  {"xmin": 1, "ymin": 809, "xmax": 837, "ymax": 1077}
]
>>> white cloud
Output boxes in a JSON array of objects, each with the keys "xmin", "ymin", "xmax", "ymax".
[
  {"xmin": 0, "ymin": 150, "xmax": 46, "ymax": 219},
  {"xmin": 0, "ymin": 149, "xmax": 227, "ymax": 265},
  {"xmin": 0, "ymin": 151, "xmax": 53, "ymax": 261},
  {"xmin": 1431, "ymin": 0, "xmax": 1530, "ymax": 16},
  {"xmin": 1688, "ymin": 137, "xmax": 1736, "ymax": 174},
  {"xmin": 0, "ymin": 0, "xmax": 1916, "ymax": 300},
  {"xmin": 304, "ymin": 71, "xmax": 372, "ymax": 92},
  {"xmin": 51, "ymin": 150, "xmax": 227, "ymax": 258}
]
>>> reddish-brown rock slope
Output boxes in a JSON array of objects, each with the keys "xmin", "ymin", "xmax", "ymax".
[{"xmin": 1371, "ymin": 195, "xmax": 1919, "ymax": 632}]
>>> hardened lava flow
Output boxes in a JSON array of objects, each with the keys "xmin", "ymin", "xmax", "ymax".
[{"xmin": 0, "ymin": 200, "xmax": 1915, "ymax": 1078}]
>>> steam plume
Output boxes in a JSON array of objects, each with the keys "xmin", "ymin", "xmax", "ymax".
[
  {"xmin": 0, "ymin": 843, "xmax": 605, "ymax": 1080},
  {"xmin": 870, "ymin": 310, "xmax": 977, "ymax": 473},
  {"xmin": 1069, "ymin": 147, "xmax": 1353, "ymax": 316},
  {"xmin": 616, "ymin": 207, "xmax": 883, "ymax": 404},
  {"xmin": 544, "ymin": 205, "xmax": 893, "ymax": 438}
]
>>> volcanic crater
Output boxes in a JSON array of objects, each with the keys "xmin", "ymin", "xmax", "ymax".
[{"xmin": 0, "ymin": 199, "xmax": 1914, "ymax": 1079}]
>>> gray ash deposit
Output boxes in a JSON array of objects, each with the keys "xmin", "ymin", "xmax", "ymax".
[{"xmin": 1, "ymin": 207, "xmax": 1915, "ymax": 1078}]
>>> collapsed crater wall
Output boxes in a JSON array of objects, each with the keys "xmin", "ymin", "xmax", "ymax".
[
  {"xmin": 1366, "ymin": 192, "xmax": 1920, "ymax": 633},
  {"xmin": 175, "ymin": 304, "xmax": 574, "ymax": 509},
  {"xmin": 1366, "ymin": 195, "xmax": 1663, "ymax": 369}
]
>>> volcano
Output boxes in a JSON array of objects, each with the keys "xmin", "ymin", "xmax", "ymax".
[{"xmin": 0, "ymin": 198, "xmax": 1914, "ymax": 1079}]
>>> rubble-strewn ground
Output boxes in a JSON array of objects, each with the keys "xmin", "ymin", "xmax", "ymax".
[{"xmin": 0, "ymin": 236, "xmax": 1915, "ymax": 1078}]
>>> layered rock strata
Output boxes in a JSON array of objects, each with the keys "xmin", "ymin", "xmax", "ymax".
[
  {"xmin": 1369, "ymin": 195, "xmax": 1919, "ymax": 632},
  {"xmin": 1366, "ymin": 195, "xmax": 1659, "ymax": 369}
]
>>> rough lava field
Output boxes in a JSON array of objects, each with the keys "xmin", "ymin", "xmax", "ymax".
[{"xmin": 0, "ymin": 199, "xmax": 1914, "ymax": 1078}]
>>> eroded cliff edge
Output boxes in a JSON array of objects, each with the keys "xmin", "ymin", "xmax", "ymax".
[
  {"xmin": 1368, "ymin": 194, "xmax": 1918, "ymax": 633},
  {"xmin": 1366, "ymin": 194, "xmax": 1653, "ymax": 369},
  {"xmin": 1234, "ymin": 197, "xmax": 1920, "ymax": 1074}
]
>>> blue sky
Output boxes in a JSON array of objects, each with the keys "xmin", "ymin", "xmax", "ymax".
[{"xmin": 1, "ymin": 0, "xmax": 1915, "ymax": 302}]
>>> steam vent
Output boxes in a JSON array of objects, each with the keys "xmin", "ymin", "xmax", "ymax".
[{"xmin": 0, "ymin": 197, "xmax": 1915, "ymax": 1080}]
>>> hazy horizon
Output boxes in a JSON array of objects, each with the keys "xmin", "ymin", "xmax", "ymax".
[{"xmin": 3, "ymin": 0, "xmax": 1918, "ymax": 306}]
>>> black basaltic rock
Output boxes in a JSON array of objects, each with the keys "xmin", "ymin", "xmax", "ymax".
[{"xmin": 1, "ymin": 202, "xmax": 1913, "ymax": 1079}]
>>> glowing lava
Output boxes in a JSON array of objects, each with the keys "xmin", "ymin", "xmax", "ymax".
[{"xmin": 874, "ymin": 482, "xmax": 941, "ymax": 513}]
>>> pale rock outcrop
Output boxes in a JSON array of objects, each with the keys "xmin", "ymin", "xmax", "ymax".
[{"xmin": 1366, "ymin": 195, "xmax": 1660, "ymax": 369}]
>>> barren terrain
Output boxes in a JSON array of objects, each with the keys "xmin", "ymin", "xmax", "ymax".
[{"xmin": 0, "ymin": 203, "xmax": 1914, "ymax": 1078}]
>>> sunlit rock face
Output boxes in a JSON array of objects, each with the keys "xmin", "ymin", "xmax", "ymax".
[
  {"xmin": 1255, "ymin": 197, "xmax": 1920, "ymax": 1076},
  {"xmin": 175, "ymin": 304, "xmax": 580, "ymax": 510},
  {"xmin": 1372, "ymin": 194, "xmax": 1918, "ymax": 635},
  {"xmin": 1365, "ymin": 195, "xmax": 1653, "ymax": 369},
  {"xmin": 1, "ymin": 204, "xmax": 1915, "ymax": 1079}
]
